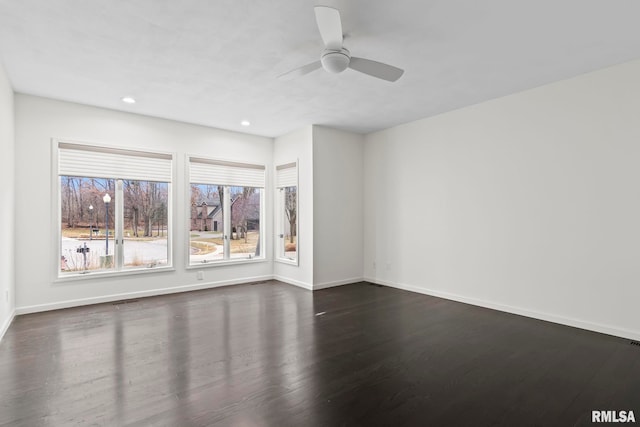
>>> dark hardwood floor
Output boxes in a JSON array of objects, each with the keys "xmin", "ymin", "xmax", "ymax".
[{"xmin": 0, "ymin": 281, "xmax": 638, "ymax": 426}]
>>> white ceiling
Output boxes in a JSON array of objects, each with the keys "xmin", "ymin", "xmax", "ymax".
[{"xmin": 1, "ymin": 0, "xmax": 639, "ymax": 137}]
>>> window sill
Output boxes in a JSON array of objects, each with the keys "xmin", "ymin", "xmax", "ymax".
[
  {"xmin": 275, "ymin": 257, "xmax": 298, "ymax": 266},
  {"xmin": 55, "ymin": 266, "xmax": 175, "ymax": 283},
  {"xmin": 186, "ymin": 257, "xmax": 268, "ymax": 269}
]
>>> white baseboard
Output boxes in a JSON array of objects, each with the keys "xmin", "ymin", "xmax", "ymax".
[
  {"xmin": 313, "ymin": 277, "xmax": 363, "ymax": 290},
  {"xmin": 364, "ymin": 276, "xmax": 640, "ymax": 342},
  {"xmin": 0, "ymin": 309, "xmax": 15, "ymax": 343},
  {"xmin": 14, "ymin": 274, "xmax": 358, "ymax": 315},
  {"xmin": 15, "ymin": 275, "xmax": 274, "ymax": 315},
  {"xmin": 273, "ymin": 275, "xmax": 313, "ymax": 290}
]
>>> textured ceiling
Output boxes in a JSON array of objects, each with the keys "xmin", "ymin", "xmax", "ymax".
[{"xmin": 1, "ymin": 0, "xmax": 639, "ymax": 137}]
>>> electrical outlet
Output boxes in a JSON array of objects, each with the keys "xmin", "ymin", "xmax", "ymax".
[{"xmin": 197, "ymin": 271, "xmax": 204, "ymax": 281}]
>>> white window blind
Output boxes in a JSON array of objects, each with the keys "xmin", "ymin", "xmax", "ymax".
[
  {"xmin": 58, "ymin": 142, "xmax": 173, "ymax": 182},
  {"xmin": 189, "ymin": 157, "xmax": 265, "ymax": 188},
  {"xmin": 276, "ymin": 162, "xmax": 297, "ymax": 188}
]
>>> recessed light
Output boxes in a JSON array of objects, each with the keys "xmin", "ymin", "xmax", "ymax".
[
  {"xmin": 121, "ymin": 96, "xmax": 136, "ymax": 104},
  {"xmin": 241, "ymin": 120, "xmax": 251, "ymax": 126}
]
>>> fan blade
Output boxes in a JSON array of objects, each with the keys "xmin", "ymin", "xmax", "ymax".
[
  {"xmin": 314, "ymin": 6, "xmax": 343, "ymax": 50},
  {"xmin": 277, "ymin": 61, "xmax": 322, "ymax": 80},
  {"xmin": 349, "ymin": 57, "xmax": 404, "ymax": 82}
]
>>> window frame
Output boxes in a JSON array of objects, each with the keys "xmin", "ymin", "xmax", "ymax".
[
  {"xmin": 52, "ymin": 139, "xmax": 176, "ymax": 281},
  {"xmin": 275, "ymin": 161, "xmax": 299, "ymax": 266},
  {"xmin": 186, "ymin": 155, "xmax": 267, "ymax": 268}
]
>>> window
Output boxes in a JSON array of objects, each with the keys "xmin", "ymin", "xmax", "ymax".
[
  {"xmin": 189, "ymin": 184, "xmax": 225, "ymax": 262},
  {"xmin": 229, "ymin": 186, "xmax": 262, "ymax": 259},
  {"xmin": 122, "ymin": 180, "xmax": 169, "ymax": 268},
  {"xmin": 189, "ymin": 157, "xmax": 265, "ymax": 265},
  {"xmin": 276, "ymin": 162, "xmax": 298, "ymax": 264},
  {"xmin": 57, "ymin": 142, "xmax": 173, "ymax": 276}
]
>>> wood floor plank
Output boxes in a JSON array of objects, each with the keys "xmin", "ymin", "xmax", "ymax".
[{"xmin": 1, "ymin": 281, "xmax": 638, "ymax": 426}]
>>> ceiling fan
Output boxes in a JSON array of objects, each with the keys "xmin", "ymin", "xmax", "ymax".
[{"xmin": 279, "ymin": 6, "xmax": 404, "ymax": 82}]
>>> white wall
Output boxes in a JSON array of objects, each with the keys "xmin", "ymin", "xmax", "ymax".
[
  {"xmin": 0, "ymin": 62, "xmax": 15, "ymax": 338},
  {"xmin": 273, "ymin": 126, "xmax": 314, "ymax": 289},
  {"xmin": 313, "ymin": 125, "xmax": 364, "ymax": 288},
  {"xmin": 364, "ymin": 59, "xmax": 640, "ymax": 341},
  {"xmin": 14, "ymin": 95, "xmax": 274, "ymax": 312}
]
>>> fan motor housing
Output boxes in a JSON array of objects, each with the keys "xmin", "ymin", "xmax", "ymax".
[{"xmin": 321, "ymin": 49, "xmax": 350, "ymax": 73}]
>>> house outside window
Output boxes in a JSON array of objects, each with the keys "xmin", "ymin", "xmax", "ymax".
[{"xmin": 188, "ymin": 157, "xmax": 265, "ymax": 265}]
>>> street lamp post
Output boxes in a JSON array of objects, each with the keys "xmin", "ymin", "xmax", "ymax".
[
  {"xmin": 89, "ymin": 204, "xmax": 94, "ymax": 241},
  {"xmin": 103, "ymin": 193, "xmax": 111, "ymax": 255}
]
